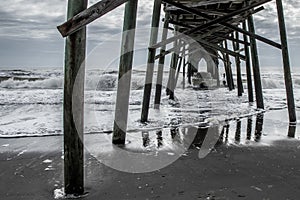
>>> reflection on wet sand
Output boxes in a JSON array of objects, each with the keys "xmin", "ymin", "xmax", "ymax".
[
  {"xmin": 156, "ymin": 130, "xmax": 163, "ymax": 148},
  {"xmin": 288, "ymin": 125, "xmax": 296, "ymax": 138},
  {"xmin": 135, "ymin": 112, "xmax": 297, "ymax": 159},
  {"xmin": 254, "ymin": 113, "xmax": 264, "ymax": 142},
  {"xmin": 235, "ymin": 120, "xmax": 241, "ymax": 143},
  {"xmin": 142, "ymin": 132, "xmax": 150, "ymax": 147},
  {"xmin": 246, "ymin": 117, "xmax": 252, "ymax": 140}
]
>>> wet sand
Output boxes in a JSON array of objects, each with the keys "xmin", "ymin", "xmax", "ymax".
[{"xmin": 1, "ymin": 109, "xmax": 300, "ymax": 199}]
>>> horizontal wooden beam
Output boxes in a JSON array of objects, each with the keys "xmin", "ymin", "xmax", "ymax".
[
  {"xmin": 154, "ymin": 42, "xmax": 186, "ymax": 60},
  {"xmin": 58, "ymin": 0, "xmax": 128, "ymax": 37},
  {"xmin": 169, "ymin": 19, "xmax": 195, "ymax": 29},
  {"xmin": 151, "ymin": 0, "xmax": 272, "ymax": 49},
  {"xmin": 213, "ymin": 33, "xmax": 250, "ymax": 46},
  {"xmin": 197, "ymin": 39, "xmax": 246, "ymax": 61}
]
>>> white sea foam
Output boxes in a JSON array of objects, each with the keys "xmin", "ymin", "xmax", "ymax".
[{"xmin": 0, "ymin": 67, "xmax": 299, "ymax": 138}]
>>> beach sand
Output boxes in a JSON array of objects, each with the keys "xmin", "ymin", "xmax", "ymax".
[{"xmin": 1, "ymin": 109, "xmax": 300, "ymax": 199}]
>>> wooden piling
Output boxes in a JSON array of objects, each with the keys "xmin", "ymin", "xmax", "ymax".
[
  {"xmin": 220, "ymin": 48, "xmax": 231, "ymax": 89},
  {"xmin": 187, "ymin": 61, "xmax": 193, "ymax": 85},
  {"xmin": 224, "ymin": 40, "xmax": 234, "ymax": 90},
  {"xmin": 182, "ymin": 45, "xmax": 186, "ymax": 89},
  {"xmin": 175, "ymin": 55, "xmax": 183, "ymax": 88},
  {"xmin": 168, "ymin": 50, "xmax": 179, "ymax": 100},
  {"xmin": 166, "ymin": 19, "xmax": 179, "ymax": 99},
  {"xmin": 243, "ymin": 21, "xmax": 254, "ymax": 102},
  {"xmin": 112, "ymin": 0, "xmax": 138, "ymax": 144},
  {"xmin": 141, "ymin": 0, "xmax": 162, "ymax": 122},
  {"xmin": 154, "ymin": 12, "xmax": 170, "ymax": 109},
  {"xmin": 214, "ymin": 52, "xmax": 220, "ymax": 87},
  {"xmin": 276, "ymin": 0, "xmax": 296, "ymax": 123},
  {"xmin": 248, "ymin": 14, "xmax": 264, "ymax": 109},
  {"xmin": 232, "ymin": 31, "xmax": 243, "ymax": 96},
  {"xmin": 63, "ymin": 0, "xmax": 87, "ymax": 195}
]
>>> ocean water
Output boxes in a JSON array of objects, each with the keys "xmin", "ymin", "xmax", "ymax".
[{"xmin": 0, "ymin": 67, "xmax": 299, "ymax": 144}]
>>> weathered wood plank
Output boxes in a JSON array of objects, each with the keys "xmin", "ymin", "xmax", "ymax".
[{"xmin": 58, "ymin": 0, "xmax": 128, "ymax": 37}]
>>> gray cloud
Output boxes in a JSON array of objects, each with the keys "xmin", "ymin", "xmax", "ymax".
[{"xmin": 0, "ymin": 0, "xmax": 299, "ymax": 67}]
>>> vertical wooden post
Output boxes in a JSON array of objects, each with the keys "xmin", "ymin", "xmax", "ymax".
[
  {"xmin": 243, "ymin": 21, "xmax": 254, "ymax": 102},
  {"xmin": 248, "ymin": 14, "xmax": 264, "ymax": 109},
  {"xmin": 224, "ymin": 40, "xmax": 234, "ymax": 90},
  {"xmin": 216, "ymin": 65, "xmax": 220, "ymax": 87},
  {"xmin": 141, "ymin": 0, "xmax": 162, "ymax": 122},
  {"xmin": 64, "ymin": 0, "xmax": 87, "ymax": 195},
  {"xmin": 166, "ymin": 23, "xmax": 179, "ymax": 99},
  {"xmin": 182, "ymin": 45, "xmax": 186, "ymax": 89},
  {"xmin": 220, "ymin": 47, "xmax": 231, "ymax": 89},
  {"xmin": 213, "ymin": 51, "xmax": 220, "ymax": 87},
  {"xmin": 232, "ymin": 31, "xmax": 243, "ymax": 96},
  {"xmin": 276, "ymin": 0, "xmax": 296, "ymax": 123},
  {"xmin": 168, "ymin": 50, "xmax": 179, "ymax": 100},
  {"xmin": 175, "ymin": 54, "xmax": 183, "ymax": 88},
  {"xmin": 154, "ymin": 12, "xmax": 170, "ymax": 109},
  {"xmin": 113, "ymin": 0, "xmax": 138, "ymax": 144}
]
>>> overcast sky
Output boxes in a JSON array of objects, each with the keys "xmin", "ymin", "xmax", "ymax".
[{"xmin": 0, "ymin": 0, "xmax": 299, "ymax": 69}]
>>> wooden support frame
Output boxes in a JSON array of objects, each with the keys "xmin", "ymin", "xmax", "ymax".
[
  {"xmin": 196, "ymin": 38, "xmax": 246, "ymax": 61},
  {"xmin": 162, "ymin": 0, "xmax": 281, "ymax": 49},
  {"xmin": 151, "ymin": 0, "xmax": 273, "ymax": 49},
  {"xmin": 112, "ymin": 0, "xmax": 138, "ymax": 144},
  {"xmin": 213, "ymin": 33, "xmax": 250, "ymax": 46},
  {"xmin": 58, "ymin": 0, "xmax": 129, "ymax": 37}
]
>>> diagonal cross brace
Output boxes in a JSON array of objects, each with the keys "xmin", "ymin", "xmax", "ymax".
[{"xmin": 57, "ymin": 0, "xmax": 129, "ymax": 37}]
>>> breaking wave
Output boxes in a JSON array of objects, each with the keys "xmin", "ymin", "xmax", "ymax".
[{"xmin": 0, "ymin": 74, "xmax": 146, "ymax": 90}]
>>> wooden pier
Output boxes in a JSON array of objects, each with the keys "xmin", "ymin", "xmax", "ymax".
[{"xmin": 58, "ymin": 0, "xmax": 296, "ymax": 195}]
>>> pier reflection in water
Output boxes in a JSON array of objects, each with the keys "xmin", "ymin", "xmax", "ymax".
[
  {"xmin": 288, "ymin": 125, "xmax": 296, "ymax": 138},
  {"xmin": 85, "ymin": 112, "xmax": 298, "ymax": 173},
  {"xmin": 139, "ymin": 112, "xmax": 297, "ymax": 152},
  {"xmin": 216, "ymin": 112, "xmax": 297, "ymax": 145},
  {"xmin": 135, "ymin": 112, "xmax": 297, "ymax": 159}
]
